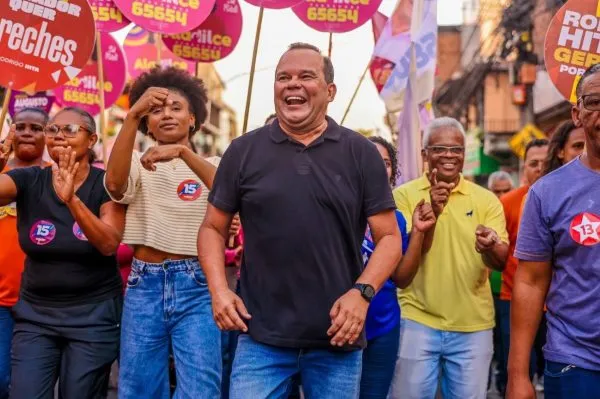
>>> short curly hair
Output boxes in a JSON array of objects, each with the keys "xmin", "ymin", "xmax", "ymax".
[{"xmin": 129, "ymin": 67, "xmax": 208, "ymax": 135}]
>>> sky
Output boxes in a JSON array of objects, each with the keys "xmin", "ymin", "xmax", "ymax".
[{"xmin": 114, "ymin": 0, "xmax": 463, "ymax": 137}]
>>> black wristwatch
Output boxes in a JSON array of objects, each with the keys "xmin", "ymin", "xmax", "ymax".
[{"xmin": 352, "ymin": 283, "xmax": 375, "ymax": 303}]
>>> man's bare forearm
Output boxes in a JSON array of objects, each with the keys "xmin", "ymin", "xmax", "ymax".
[
  {"xmin": 357, "ymin": 233, "xmax": 402, "ymax": 292},
  {"xmin": 198, "ymin": 224, "xmax": 230, "ymax": 294},
  {"xmin": 508, "ymin": 261, "xmax": 551, "ymax": 377}
]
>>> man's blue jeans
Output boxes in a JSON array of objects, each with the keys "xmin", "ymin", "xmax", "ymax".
[
  {"xmin": 230, "ymin": 334, "xmax": 362, "ymax": 399},
  {"xmin": 389, "ymin": 319, "xmax": 493, "ymax": 399},
  {"xmin": 0, "ymin": 307, "xmax": 13, "ymax": 399},
  {"xmin": 545, "ymin": 361, "xmax": 600, "ymax": 398},
  {"xmin": 118, "ymin": 258, "xmax": 221, "ymax": 399}
]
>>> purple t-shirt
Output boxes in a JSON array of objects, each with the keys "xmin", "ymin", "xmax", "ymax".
[{"xmin": 515, "ymin": 158, "xmax": 600, "ymax": 370}]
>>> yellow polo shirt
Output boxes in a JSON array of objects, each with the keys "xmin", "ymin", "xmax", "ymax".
[{"xmin": 393, "ymin": 174, "xmax": 508, "ymax": 332}]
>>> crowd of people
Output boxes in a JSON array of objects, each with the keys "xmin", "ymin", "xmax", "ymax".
[{"xmin": 0, "ymin": 42, "xmax": 598, "ymax": 399}]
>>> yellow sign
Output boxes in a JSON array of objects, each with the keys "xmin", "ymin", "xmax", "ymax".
[{"xmin": 509, "ymin": 124, "xmax": 547, "ymax": 159}]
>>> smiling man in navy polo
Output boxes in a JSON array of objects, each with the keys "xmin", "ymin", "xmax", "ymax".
[{"xmin": 198, "ymin": 42, "xmax": 402, "ymax": 398}]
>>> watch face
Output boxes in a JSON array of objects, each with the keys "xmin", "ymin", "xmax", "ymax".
[{"xmin": 364, "ymin": 285, "xmax": 376, "ymax": 298}]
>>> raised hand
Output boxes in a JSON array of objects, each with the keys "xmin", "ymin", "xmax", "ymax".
[
  {"xmin": 427, "ymin": 168, "xmax": 455, "ymax": 216},
  {"xmin": 0, "ymin": 125, "xmax": 15, "ymax": 170},
  {"xmin": 52, "ymin": 147, "xmax": 79, "ymax": 203},
  {"xmin": 129, "ymin": 87, "xmax": 170, "ymax": 121},
  {"xmin": 412, "ymin": 199, "xmax": 436, "ymax": 233},
  {"xmin": 140, "ymin": 144, "xmax": 184, "ymax": 171},
  {"xmin": 475, "ymin": 224, "xmax": 500, "ymax": 253}
]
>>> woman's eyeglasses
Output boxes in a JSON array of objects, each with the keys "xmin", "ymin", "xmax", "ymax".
[
  {"xmin": 15, "ymin": 122, "xmax": 44, "ymax": 134},
  {"xmin": 44, "ymin": 124, "xmax": 91, "ymax": 138}
]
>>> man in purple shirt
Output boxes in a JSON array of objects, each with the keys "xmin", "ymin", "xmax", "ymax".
[{"xmin": 507, "ymin": 63, "xmax": 600, "ymax": 399}]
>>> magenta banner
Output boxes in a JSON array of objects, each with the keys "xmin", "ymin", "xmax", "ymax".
[
  {"xmin": 8, "ymin": 92, "xmax": 55, "ymax": 117},
  {"xmin": 54, "ymin": 33, "xmax": 127, "ymax": 116},
  {"xmin": 114, "ymin": 0, "xmax": 215, "ymax": 34},
  {"xmin": 163, "ymin": 0, "xmax": 243, "ymax": 63},
  {"xmin": 90, "ymin": 0, "xmax": 131, "ymax": 32},
  {"xmin": 124, "ymin": 27, "xmax": 196, "ymax": 80},
  {"xmin": 293, "ymin": 0, "xmax": 383, "ymax": 33}
]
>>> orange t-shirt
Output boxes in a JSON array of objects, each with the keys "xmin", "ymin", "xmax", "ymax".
[
  {"xmin": 0, "ymin": 165, "xmax": 25, "ymax": 307},
  {"xmin": 500, "ymin": 185, "xmax": 530, "ymax": 301}
]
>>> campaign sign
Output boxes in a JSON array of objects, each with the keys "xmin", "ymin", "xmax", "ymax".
[
  {"xmin": 292, "ymin": 0, "xmax": 383, "ymax": 33},
  {"xmin": 8, "ymin": 91, "xmax": 55, "ymax": 117},
  {"xmin": 244, "ymin": 0, "xmax": 302, "ymax": 10},
  {"xmin": 544, "ymin": 0, "xmax": 600, "ymax": 103},
  {"xmin": 124, "ymin": 26, "xmax": 196, "ymax": 80},
  {"xmin": 114, "ymin": 0, "xmax": 215, "ymax": 34},
  {"xmin": 163, "ymin": 0, "xmax": 243, "ymax": 63},
  {"xmin": 54, "ymin": 33, "xmax": 127, "ymax": 116},
  {"xmin": 0, "ymin": 0, "xmax": 96, "ymax": 92},
  {"xmin": 90, "ymin": 0, "xmax": 131, "ymax": 32}
]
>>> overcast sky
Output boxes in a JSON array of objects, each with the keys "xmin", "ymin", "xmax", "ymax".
[{"xmin": 113, "ymin": 0, "xmax": 463, "ymax": 137}]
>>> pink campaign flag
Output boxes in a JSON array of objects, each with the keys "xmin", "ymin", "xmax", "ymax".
[
  {"xmin": 371, "ymin": 11, "xmax": 388, "ymax": 42},
  {"xmin": 370, "ymin": 0, "xmax": 438, "ymax": 184}
]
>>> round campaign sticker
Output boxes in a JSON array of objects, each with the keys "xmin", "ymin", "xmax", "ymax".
[
  {"xmin": 244, "ymin": 0, "xmax": 302, "ymax": 10},
  {"xmin": 124, "ymin": 26, "xmax": 196, "ymax": 80},
  {"xmin": 114, "ymin": 0, "xmax": 215, "ymax": 34},
  {"xmin": 8, "ymin": 91, "xmax": 55, "ymax": 117},
  {"xmin": 54, "ymin": 32, "xmax": 127, "ymax": 116},
  {"xmin": 0, "ymin": 0, "xmax": 96, "ymax": 92},
  {"xmin": 177, "ymin": 179, "xmax": 202, "ymax": 201},
  {"xmin": 292, "ymin": 0, "xmax": 383, "ymax": 33},
  {"xmin": 570, "ymin": 212, "xmax": 600, "ymax": 246},
  {"xmin": 30, "ymin": 220, "xmax": 56, "ymax": 246},
  {"xmin": 90, "ymin": 0, "xmax": 130, "ymax": 32},
  {"xmin": 162, "ymin": 0, "xmax": 243, "ymax": 63},
  {"xmin": 72, "ymin": 222, "xmax": 88, "ymax": 241},
  {"xmin": 544, "ymin": 0, "xmax": 600, "ymax": 104}
]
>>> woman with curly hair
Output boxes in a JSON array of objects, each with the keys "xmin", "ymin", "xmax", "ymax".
[
  {"xmin": 543, "ymin": 120, "xmax": 585, "ymax": 176},
  {"xmin": 105, "ymin": 67, "xmax": 221, "ymax": 398},
  {"xmin": 360, "ymin": 137, "xmax": 436, "ymax": 398}
]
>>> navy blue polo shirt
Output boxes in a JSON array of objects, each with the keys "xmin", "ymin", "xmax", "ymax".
[{"xmin": 208, "ymin": 117, "xmax": 396, "ymax": 350}]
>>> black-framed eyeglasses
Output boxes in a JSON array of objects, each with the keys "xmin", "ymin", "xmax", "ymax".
[
  {"xmin": 579, "ymin": 94, "xmax": 600, "ymax": 111},
  {"xmin": 44, "ymin": 124, "xmax": 91, "ymax": 138},
  {"xmin": 15, "ymin": 122, "xmax": 44, "ymax": 134},
  {"xmin": 426, "ymin": 145, "xmax": 465, "ymax": 155}
]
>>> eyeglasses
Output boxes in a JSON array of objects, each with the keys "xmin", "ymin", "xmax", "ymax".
[
  {"xmin": 44, "ymin": 124, "xmax": 91, "ymax": 138},
  {"xmin": 579, "ymin": 94, "xmax": 600, "ymax": 111},
  {"xmin": 426, "ymin": 145, "xmax": 465, "ymax": 155},
  {"xmin": 15, "ymin": 122, "xmax": 44, "ymax": 134}
]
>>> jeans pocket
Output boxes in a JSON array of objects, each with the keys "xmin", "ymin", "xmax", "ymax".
[
  {"xmin": 191, "ymin": 267, "xmax": 208, "ymax": 287},
  {"xmin": 545, "ymin": 361, "xmax": 577, "ymax": 378},
  {"xmin": 126, "ymin": 269, "xmax": 142, "ymax": 289}
]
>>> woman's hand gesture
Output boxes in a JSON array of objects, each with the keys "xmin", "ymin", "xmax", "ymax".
[{"xmin": 52, "ymin": 147, "xmax": 79, "ymax": 203}]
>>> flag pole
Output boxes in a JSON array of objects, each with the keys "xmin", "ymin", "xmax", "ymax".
[
  {"xmin": 0, "ymin": 85, "xmax": 12, "ymax": 133},
  {"xmin": 340, "ymin": 62, "xmax": 370, "ymax": 125},
  {"xmin": 95, "ymin": 32, "xmax": 108, "ymax": 163},
  {"xmin": 242, "ymin": 6, "xmax": 265, "ymax": 134}
]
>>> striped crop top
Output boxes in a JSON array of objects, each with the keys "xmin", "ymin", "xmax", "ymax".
[{"xmin": 105, "ymin": 150, "xmax": 220, "ymax": 256}]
